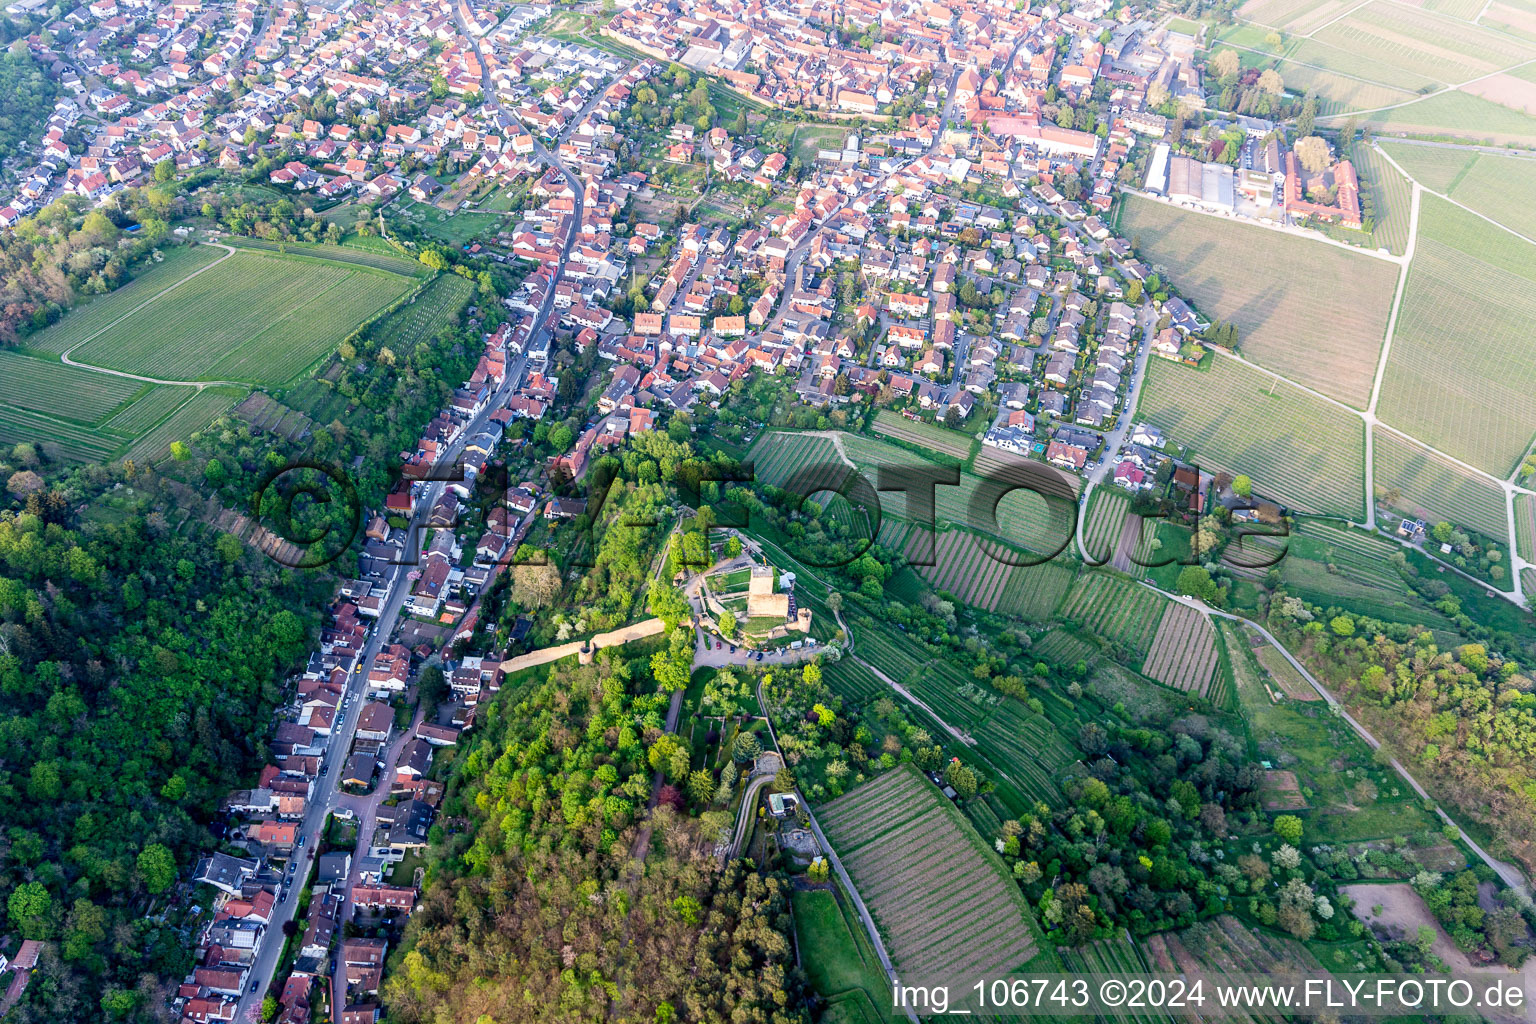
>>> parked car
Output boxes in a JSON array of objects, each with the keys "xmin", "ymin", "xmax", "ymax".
[{"xmin": 298, "ymin": 834, "xmax": 306, "ymax": 847}]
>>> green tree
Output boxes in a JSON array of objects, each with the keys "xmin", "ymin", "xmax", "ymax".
[
  {"xmin": 1231, "ymin": 474, "xmax": 1252, "ymax": 498},
  {"xmin": 1273, "ymin": 815, "xmax": 1304, "ymax": 845},
  {"xmin": 137, "ymin": 843, "xmax": 177, "ymax": 894},
  {"xmin": 7, "ymin": 881, "xmax": 52, "ymax": 939}
]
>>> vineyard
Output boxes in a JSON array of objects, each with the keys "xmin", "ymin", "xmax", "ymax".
[
  {"xmin": 914, "ymin": 529, "xmax": 1034, "ymax": 613},
  {"xmin": 126, "ymin": 388, "xmax": 244, "ymax": 465},
  {"xmin": 1372, "ymin": 426, "xmax": 1510, "ymax": 540},
  {"xmin": 1142, "ymin": 916, "xmax": 1322, "ymax": 1024},
  {"xmin": 994, "ymin": 562, "xmax": 1074, "ymax": 619},
  {"xmin": 222, "ymin": 235, "xmax": 426, "ymax": 276},
  {"xmin": 1517, "ymin": 494, "xmax": 1536, "ymax": 563},
  {"xmin": 0, "ymin": 406, "xmax": 132, "ymax": 463},
  {"xmin": 23, "ymin": 244, "xmax": 225, "ymax": 355},
  {"xmin": 822, "ymin": 657, "xmax": 886, "ymax": 704},
  {"xmin": 0, "ymin": 350, "xmax": 144, "ymax": 424},
  {"xmin": 1058, "ymin": 574, "xmax": 1166, "ymax": 658},
  {"xmin": 1136, "ymin": 357, "xmax": 1367, "ymax": 518},
  {"xmin": 749, "ymin": 431, "xmax": 1079, "ymax": 558},
  {"xmin": 1375, "ymin": 197, "xmax": 1536, "ymax": 476},
  {"xmin": 53, "ymin": 249, "xmax": 414, "ymax": 385},
  {"xmin": 819, "ymin": 766, "xmax": 1049, "ymax": 990},
  {"xmin": 972, "ymin": 702, "xmax": 1077, "ymax": 806},
  {"xmin": 901, "ymin": 658, "xmax": 1000, "ymax": 731},
  {"xmin": 1031, "ymin": 629, "xmax": 1097, "ymax": 667},
  {"xmin": 101, "ymin": 386, "xmax": 191, "ymax": 436},
  {"xmin": 1080, "ymin": 488, "xmax": 1131, "ymax": 564},
  {"xmin": 1060, "ymin": 938, "xmax": 1170, "ymax": 1024},
  {"xmin": 746, "ymin": 431, "xmax": 850, "ymax": 491},
  {"xmin": 872, "ymin": 410, "xmax": 974, "ymax": 460},
  {"xmin": 0, "ymin": 345, "xmax": 246, "ymax": 463},
  {"xmin": 1140, "ymin": 604, "xmax": 1221, "ymax": 700}
]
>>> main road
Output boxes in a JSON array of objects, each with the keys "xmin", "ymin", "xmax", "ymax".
[{"xmin": 233, "ymin": 92, "xmax": 578, "ymax": 1013}]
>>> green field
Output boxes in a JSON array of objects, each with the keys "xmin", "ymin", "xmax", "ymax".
[
  {"xmin": 391, "ymin": 196, "xmax": 505, "ymax": 246},
  {"xmin": 1375, "ymin": 194, "xmax": 1536, "ymax": 476},
  {"xmin": 1372, "ymin": 426, "xmax": 1510, "ymax": 539},
  {"xmin": 791, "ymin": 888, "xmax": 894, "ymax": 1024},
  {"xmin": 1348, "ymin": 89, "xmax": 1536, "ymax": 146},
  {"xmin": 1118, "ymin": 195, "xmax": 1397, "ymax": 407},
  {"xmin": 40, "ymin": 249, "xmax": 416, "ymax": 385},
  {"xmin": 1135, "ymin": 357, "xmax": 1367, "ymax": 518},
  {"xmin": 1379, "ymin": 142, "xmax": 1536, "ymax": 243}
]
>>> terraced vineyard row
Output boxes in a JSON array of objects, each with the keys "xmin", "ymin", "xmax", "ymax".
[
  {"xmin": 1059, "ymin": 573, "xmax": 1166, "ymax": 657},
  {"xmin": 822, "ymin": 657, "xmax": 886, "ymax": 704},
  {"xmin": 820, "ymin": 766, "xmax": 1045, "ymax": 994},
  {"xmin": 1081, "ymin": 488, "xmax": 1131, "ymax": 563},
  {"xmin": 1061, "ymin": 939, "xmax": 1171, "ymax": 1024},
  {"xmin": 1032, "ymin": 629, "xmax": 1096, "ymax": 667},
  {"xmin": 746, "ymin": 432, "xmax": 848, "ymax": 491},
  {"xmin": 1141, "ymin": 604, "xmax": 1219, "ymax": 697},
  {"xmin": 0, "ymin": 407, "xmax": 131, "ymax": 462},
  {"xmin": 126, "ymin": 388, "xmax": 243, "ymax": 465},
  {"xmin": 995, "ymin": 562, "xmax": 1074, "ymax": 618},
  {"xmin": 0, "ymin": 351, "xmax": 145, "ymax": 424},
  {"xmin": 973, "ymin": 704, "xmax": 1073, "ymax": 806},
  {"xmin": 1517, "ymin": 494, "xmax": 1536, "ymax": 563},
  {"xmin": 1373, "ymin": 426, "xmax": 1509, "ymax": 539},
  {"xmin": 102, "ymin": 386, "xmax": 192, "ymax": 435},
  {"xmin": 917, "ymin": 530, "xmax": 1017, "ymax": 612},
  {"xmin": 902, "ymin": 659, "xmax": 997, "ymax": 730}
]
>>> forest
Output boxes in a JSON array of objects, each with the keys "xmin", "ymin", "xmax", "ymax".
[
  {"xmin": 0, "ymin": 462, "xmax": 329, "ymax": 1022},
  {"xmin": 0, "ymin": 49, "xmax": 56, "ymax": 168},
  {"xmin": 0, "ymin": 189, "xmax": 175, "ymax": 345},
  {"xmin": 382, "ymin": 651, "xmax": 802, "ymax": 1024}
]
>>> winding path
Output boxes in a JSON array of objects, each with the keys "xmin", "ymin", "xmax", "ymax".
[{"xmin": 1148, "ymin": 583, "xmax": 1530, "ymax": 897}]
